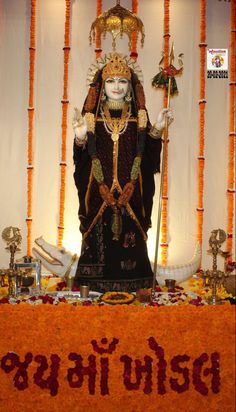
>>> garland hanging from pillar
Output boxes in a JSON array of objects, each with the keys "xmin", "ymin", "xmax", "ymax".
[
  {"xmin": 26, "ymin": 0, "xmax": 37, "ymax": 256},
  {"xmin": 160, "ymin": 0, "xmax": 170, "ymax": 265},
  {"xmin": 95, "ymin": 0, "xmax": 102, "ymax": 58},
  {"xmin": 57, "ymin": 0, "xmax": 71, "ymax": 247},
  {"xmin": 196, "ymin": 0, "xmax": 207, "ymax": 256},
  {"xmin": 227, "ymin": 0, "xmax": 236, "ymax": 257},
  {"xmin": 130, "ymin": 0, "xmax": 138, "ymax": 60}
]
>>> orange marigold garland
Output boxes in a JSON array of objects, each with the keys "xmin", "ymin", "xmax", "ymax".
[
  {"xmin": 130, "ymin": 0, "xmax": 138, "ymax": 60},
  {"xmin": 160, "ymin": 0, "xmax": 170, "ymax": 265},
  {"xmin": 58, "ymin": 0, "xmax": 71, "ymax": 247},
  {"xmin": 95, "ymin": 0, "xmax": 102, "ymax": 58},
  {"xmin": 227, "ymin": 0, "xmax": 236, "ymax": 258},
  {"xmin": 196, "ymin": 0, "xmax": 207, "ymax": 256},
  {"xmin": 26, "ymin": 0, "xmax": 37, "ymax": 256}
]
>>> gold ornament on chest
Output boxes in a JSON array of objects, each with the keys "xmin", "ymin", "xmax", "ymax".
[{"xmin": 100, "ymin": 102, "xmax": 131, "ymax": 142}]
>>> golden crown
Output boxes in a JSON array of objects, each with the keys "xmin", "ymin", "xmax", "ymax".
[{"xmin": 102, "ymin": 53, "xmax": 131, "ymax": 81}]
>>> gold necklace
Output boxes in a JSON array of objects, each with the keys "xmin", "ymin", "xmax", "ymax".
[
  {"xmin": 106, "ymin": 99, "xmax": 124, "ymax": 110},
  {"xmin": 100, "ymin": 102, "xmax": 131, "ymax": 142}
]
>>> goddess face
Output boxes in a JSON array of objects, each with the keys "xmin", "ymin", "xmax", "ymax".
[{"xmin": 104, "ymin": 77, "xmax": 129, "ymax": 101}]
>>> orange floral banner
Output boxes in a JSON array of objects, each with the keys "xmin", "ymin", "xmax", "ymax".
[
  {"xmin": 26, "ymin": 0, "xmax": 37, "ymax": 255},
  {"xmin": 95, "ymin": 0, "xmax": 102, "ymax": 58},
  {"xmin": 227, "ymin": 0, "xmax": 236, "ymax": 256},
  {"xmin": 161, "ymin": 0, "xmax": 170, "ymax": 265},
  {"xmin": 0, "ymin": 305, "xmax": 235, "ymax": 411},
  {"xmin": 197, "ymin": 0, "xmax": 207, "ymax": 254},
  {"xmin": 130, "ymin": 0, "xmax": 138, "ymax": 60},
  {"xmin": 58, "ymin": 0, "xmax": 71, "ymax": 247}
]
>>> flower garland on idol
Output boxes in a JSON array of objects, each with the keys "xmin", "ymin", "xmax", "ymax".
[
  {"xmin": 196, "ymin": 0, "xmax": 207, "ymax": 255},
  {"xmin": 26, "ymin": 0, "xmax": 37, "ymax": 256},
  {"xmin": 227, "ymin": 0, "xmax": 235, "ymax": 258},
  {"xmin": 57, "ymin": 0, "xmax": 71, "ymax": 247}
]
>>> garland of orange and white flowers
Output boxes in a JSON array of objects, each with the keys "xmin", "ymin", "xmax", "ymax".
[
  {"xmin": 130, "ymin": 0, "xmax": 138, "ymax": 60},
  {"xmin": 196, "ymin": 0, "xmax": 207, "ymax": 255},
  {"xmin": 160, "ymin": 0, "xmax": 170, "ymax": 265},
  {"xmin": 26, "ymin": 0, "xmax": 36, "ymax": 256},
  {"xmin": 227, "ymin": 0, "xmax": 236, "ymax": 258},
  {"xmin": 57, "ymin": 0, "xmax": 71, "ymax": 247},
  {"xmin": 95, "ymin": 0, "xmax": 102, "ymax": 58}
]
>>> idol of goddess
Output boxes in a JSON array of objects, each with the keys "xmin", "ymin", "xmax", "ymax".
[{"xmin": 72, "ymin": 53, "xmax": 173, "ymax": 292}]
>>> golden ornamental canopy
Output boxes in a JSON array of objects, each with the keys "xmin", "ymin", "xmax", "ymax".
[{"xmin": 89, "ymin": 1, "xmax": 145, "ymax": 52}]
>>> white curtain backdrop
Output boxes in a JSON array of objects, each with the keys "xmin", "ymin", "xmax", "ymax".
[{"xmin": 0, "ymin": 0, "xmax": 234, "ymax": 272}]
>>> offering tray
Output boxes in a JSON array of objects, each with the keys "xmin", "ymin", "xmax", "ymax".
[{"xmin": 100, "ymin": 291, "xmax": 135, "ymax": 305}]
